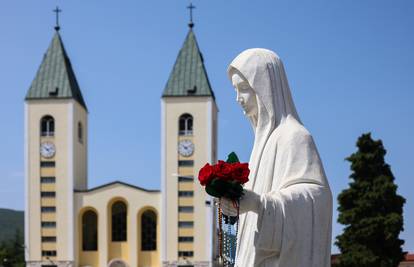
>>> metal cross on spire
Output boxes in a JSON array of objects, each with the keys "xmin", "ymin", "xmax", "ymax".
[
  {"xmin": 53, "ymin": 6, "xmax": 62, "ymax": 31},
  {"xmin": 187, "ymin": 3, "xmax": 196, "ymax": 28}
]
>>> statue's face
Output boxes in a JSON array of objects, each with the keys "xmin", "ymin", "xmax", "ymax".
[{"xmin": 232, "ymin": 73, "xmax": 258, "ymax": 117}]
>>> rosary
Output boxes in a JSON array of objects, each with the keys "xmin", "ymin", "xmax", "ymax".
[{"xmin": 218, "ymin": 199, "xmax": 240, "ymax": 267}]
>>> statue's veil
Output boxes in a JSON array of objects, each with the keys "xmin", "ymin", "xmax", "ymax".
[{"xmin": 227, "ymin": 48, "xmax": 301, "ymax": 189}]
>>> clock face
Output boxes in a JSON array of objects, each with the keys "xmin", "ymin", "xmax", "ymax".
[
  {"xmin": 40, "ymin": 142, "xmax": 56, "ymax": 158},
  {"xmin": 178, "ymin": 139, "xmax": 194, "ymax": 157}
]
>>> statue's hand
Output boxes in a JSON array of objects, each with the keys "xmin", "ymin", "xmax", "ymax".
[
  {"xmin": 220, "ymin": 197, "xmax": 239, "ymax": 217},
  {"xmin": 221, "ymin": 189, "xmax": 261, "ymax": 216}
]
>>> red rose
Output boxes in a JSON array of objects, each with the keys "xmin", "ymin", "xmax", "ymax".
[
  {"xmin": 198, "ymin": 163, "xmax": 214, "ymax": 186},
  {"xmin": 231, "ymin": 162, "xmax": 250, "ymax": 184},
  {"xmin": 214, "ymin": 160, "xmax": 233, "ymax": 179}
]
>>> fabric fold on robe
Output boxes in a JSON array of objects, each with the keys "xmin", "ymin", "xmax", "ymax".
[
  {"xmin": 236, "ymin": 118, "xmax": 332, "ymax": 267},
  {"xmin": 254, "ymin": 183, "xmax": 332, "ymax": 267}
]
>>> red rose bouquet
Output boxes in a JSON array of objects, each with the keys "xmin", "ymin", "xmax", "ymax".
[
  {"xmin": 198, "ymin": 152, "xmax": 250, "ymax": 265},
  {"xmin": 198, "ymin": 152, "xmax": 249, "ymax": 199}
]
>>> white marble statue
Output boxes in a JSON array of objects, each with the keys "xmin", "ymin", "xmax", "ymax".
[{"xmin": 221, "ymin": 48, "xmax": 332, "ymax": 267}]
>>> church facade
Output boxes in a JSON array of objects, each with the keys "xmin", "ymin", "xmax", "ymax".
[{"xmin": 24, "ymin": 23, "xmax": 218, "ymax": 267}]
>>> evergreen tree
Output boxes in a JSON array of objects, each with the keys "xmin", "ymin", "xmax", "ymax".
[{"xmin": 336, "ymin": 133, "xmax": 406, "ymax": 267}]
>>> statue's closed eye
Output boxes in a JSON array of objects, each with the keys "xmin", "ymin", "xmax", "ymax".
[{"xmin": 237, "ymin": 82, "xmax": 251, "ymax": 92}]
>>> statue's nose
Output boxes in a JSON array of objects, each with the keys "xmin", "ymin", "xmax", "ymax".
[{"xmin": 236, "ymin": 91, "xmax": 243, "ymax": 103}]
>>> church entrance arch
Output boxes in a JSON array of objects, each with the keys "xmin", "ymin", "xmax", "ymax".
[{"xmin": 108, "ymin": 259, "xmax": 129, "ymax": 267}]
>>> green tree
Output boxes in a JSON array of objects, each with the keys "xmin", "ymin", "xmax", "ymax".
[
  {"xmin": 336, "ymin": 133, "xmax": 406, "ymax": 267},
  {"xmin": 0, "ymin": 245, "xmax": 8, "ymax": 267},
  {"xmin": 0, "ymin": 229, "xmax": 24, "ymax": 267},
  {"xmin": 10, "ymin": 229, "xmax": 24, "ymax": 267}
]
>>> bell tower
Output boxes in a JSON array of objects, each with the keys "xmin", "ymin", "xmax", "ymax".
[
  {"xmin": 161, "ymin": 22, "xmax": 218, "ymax": 266},
  {"xmin": 24, "ymin": 27, "xmax": 88, "ymax": 267}
]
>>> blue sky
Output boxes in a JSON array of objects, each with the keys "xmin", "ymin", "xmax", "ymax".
[{"xmin": 0, "ymin": 1, "xmax": 413, "ymax": 253}]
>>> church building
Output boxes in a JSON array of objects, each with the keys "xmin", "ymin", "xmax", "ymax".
[{"xmin": 24, "ymin": 13, "xmax": 218, "ymax": 267}]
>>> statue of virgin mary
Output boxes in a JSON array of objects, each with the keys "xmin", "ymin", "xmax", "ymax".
[{"xmin": 222, "ymin": 48, "xmax": 332, "ymax": 267}]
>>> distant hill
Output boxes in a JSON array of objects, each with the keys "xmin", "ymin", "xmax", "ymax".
[{"xmin": 0, "ymin": 208, "xmax": 24, "ymax": 243}]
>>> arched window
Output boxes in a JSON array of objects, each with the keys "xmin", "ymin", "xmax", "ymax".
[
  {"xmin": 112, "ymin": 201, "xmax": 127, "ymax": 241},
  {"xmin": 82, "ymin": 210, "xmax": 98, "ymax": 251},
  {"xmin": 179, "ymin": 114, "xmax": 193, "ymax": 135},
  {"xmin": 41, "ymin": 116, "xmax": 54, "ymax": 136},
  {"xmin": 78, "ymin": 122, "xmax": 83, "ymax": 143},
  {"xmin": 108, "ymin": 259, "xmax": 128, "ymax": 267},
  {"xmin": 141, "ymin": 210, "xmax": 157, "ymax": 251}
]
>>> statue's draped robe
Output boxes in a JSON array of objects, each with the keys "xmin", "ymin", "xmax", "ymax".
[{"xmin": 228, "ymin": 49, "xmax": 332, "ymax": 267}]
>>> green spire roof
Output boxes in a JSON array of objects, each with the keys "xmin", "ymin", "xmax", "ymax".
[
  {"xmin": 25, "ymin": 32, "xmax": 87, "ymax": 109},
  {"xmin": 163, "ymin": 29, "xmax": 215, "ymax": 98}
]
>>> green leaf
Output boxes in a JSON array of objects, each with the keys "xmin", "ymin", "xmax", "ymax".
[
  {"xmin": 205, "ymin": 184, "xmax": 221, "ymax": 198},
  {"xmin": 226, "ymin": 152, "xmax": 240, "ymax": 163},
  {"xmin": 211, "ymin": 179, "xmax": 231, "ymax": 194},
  {"xmin": 204, "ymin": 178, "xmax": 243, "ymax": 199}
]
